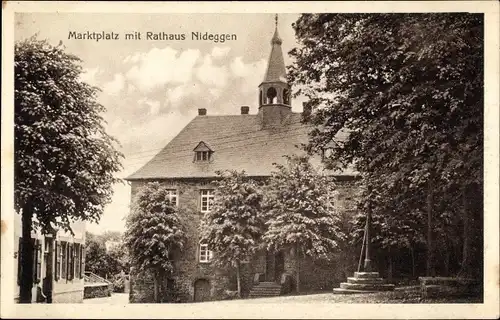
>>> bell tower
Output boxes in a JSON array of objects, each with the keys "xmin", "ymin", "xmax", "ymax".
[{"xmin": 258, "ymin": 14, "xmax": 292, "ymax": 129}]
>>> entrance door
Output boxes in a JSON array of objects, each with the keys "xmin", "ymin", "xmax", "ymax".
[
  {"xmin": 193, "ymin": 279, "xmax": 210, "ymax": 302},
  {"xmin": 265, "ymin": 252, "xmax": 275, "ymax": 281},
  {"xmin": 275, "ymin": 251, "xmax": 284, "ymax": 282},
  {"xmin": 42, "ymin": 237, "xmax": 54, "ymax": 303}
]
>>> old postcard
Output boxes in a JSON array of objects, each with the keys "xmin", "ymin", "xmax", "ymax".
[{"xmin": 1, "ymin": 1, "xmax": 499, "ymax": 319}]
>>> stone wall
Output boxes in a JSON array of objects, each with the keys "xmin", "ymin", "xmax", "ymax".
[
  {"xmin": 130, "ymin": 179, "xmax": 234, "ymax": 303},
  {"xmin": 129, "ymin": 176, "xmax": 360, "ymax": 302},
  {"xmin": 83, "ymin": 284, "xmax": 111, "ymax": 299}
]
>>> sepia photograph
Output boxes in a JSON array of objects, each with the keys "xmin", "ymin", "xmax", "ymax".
[{"xmin": 1, "ymin": 1, "xmax": 499, "ymax": 319}]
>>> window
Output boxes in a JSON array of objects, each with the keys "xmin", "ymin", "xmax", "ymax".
[
  {"xmin": 74, "ymin": 244, "xmax": 80, "ymax": 280},
  {"xmin": 266, "ymin": 87, "xmax": 277, "ymax": 104},
  {"xmin": 193, "ymin": 141, "xmax": 213, "ymax": 162},
  {"xmin": 55, "ymin": 241, "xmax": 61, "ymax": 281},
  {"xmin": 166, "ymin": 189, "xmax": 178, "ymax": 206},
  {"xmin": 68, "ymin": 244, "xmax": 74, "ymax": 280},
  {"xmin": 61, "ymin": 241, "xmax": 67, "ymax": 279},
  {"xmin": 199, "ymin": 243, "xmax": 213, "ymax": 263},
  {"xmin": 200, "ymin": 189, "xmax": 214, "ymax": 213},
  {"xmin": 196, "ymin": 151, "xmax": 211, "ymax": 162}
]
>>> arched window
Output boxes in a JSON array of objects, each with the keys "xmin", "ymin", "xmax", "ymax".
[
  {"xmin": 266, "ymin": 87, "xmax": 277, "ymax": 104},
  {"xmin": 259, "ymin": 90, "xmax": 263, "ymax": 106}
]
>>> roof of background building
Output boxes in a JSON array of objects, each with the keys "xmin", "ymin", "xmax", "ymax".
[{"xmin": 126, "ymin": 112, "xmax": 357, "ymax": 180}]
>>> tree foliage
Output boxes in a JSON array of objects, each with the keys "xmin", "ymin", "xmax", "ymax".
[
  {"xmin": 14, "ymin": 36, "xmax": 123, "ymax": 302},
  {"xmin": 288, "ymin": 13, "xmax": 483, "ymax": 277},
  {"xmin": 124, "ymin": 182, "xmax": 186, "ymax": 302},
  {"xmin": 200, "ymin": 170, "xmax": 264, "ymax": 297},
  {"xmin": 15, "ymin": 36, "xmax": 123, "ymax": 233},
  {"xmin": 85, "ymin": 231, "xmax": 129, "ymax": 279},
  {"xmin": 263, "ymin": 155, "xmax": 345, "ymax": 291}
]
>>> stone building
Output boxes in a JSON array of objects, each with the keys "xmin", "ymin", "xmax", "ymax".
[{"xmin": 126, "ymin": 20, "xmax": 359, "ymax": 303}]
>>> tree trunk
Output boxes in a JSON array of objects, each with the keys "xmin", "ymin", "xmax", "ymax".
[
  {"xmin": 426, "ymin": 177, "xmax": 436, "ymax": 277},
  {"xmin": 153, "ymin": 273, "xmax": 159, "ymax": 303},
  {"xmin": 295, "ymin": 244, "xmax": 300, "ymax": 293},
  {"xmin": 410, "ymin": 247, "xmax": 415, "ymax": 278},
  {"xmin": 387, "ymin": 252, "xmax": 393, "ymax": 282},
  {"xmin": 459, "ymin": 184, "xmax": 471, "ymax": 277},
  {"xmin": 363, "ymin": 187, "xmax": 373, "ymax": 272},
  {"xmin": 19, "ymin": 205, "xmax": 34, "ymax": 303},
  {"xmin": 236, "ymin": 260, "xmax": 241, "ymax": 298},
  {"xmin": 444, "ymin": 248, "xmax": 450, "ymax": 277}
]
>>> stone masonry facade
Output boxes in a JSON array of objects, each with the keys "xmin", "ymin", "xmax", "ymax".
[{"xmin": 129, "ymin": 176, "xmax": 360, "ymax": 302}]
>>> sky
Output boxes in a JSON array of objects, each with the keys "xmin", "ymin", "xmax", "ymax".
[{"xmin": 14, "ymin": 12, "xmax": 307, "ymax": 235}]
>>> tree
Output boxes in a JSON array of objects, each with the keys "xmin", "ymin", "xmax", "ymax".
[
  {"xmin": 85, "ymin": 231, "xmax": 129, "ymax": 279},
  {"xmin": 84, "ymin": 232, "xmax": 109, "ymax": 277},
  {"xmin": 14, "ymin": 36, "xmax": 123, "ymax": 302},
  {"xmin": 200, "ymin": 170, "xmax": 264, "ymax": 298},
  {"xmin": 288, "ymin": 14, "xmax": 483, "ymax": 278},
  {"xmin": 263, "ymin": 155, "xmax": 345, "ymax": 292},
  {"xmin": 124, "ymin": 182, "xmax": 186, "ymax": 303}
]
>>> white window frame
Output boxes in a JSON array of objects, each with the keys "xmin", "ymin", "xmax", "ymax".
[
  {"xmin": 166, "ymin": 189, "xmax": 178, "ymax": 206},
  {"xmin": 199, "ymin": 243, "xmax": 213, "ymax": 263},
  {"xmin": 195, "ymin": 151, "xmax": 211, "ymax": 162},
  {"xmin": 200, "ymin": 189, "xmax": 214, "ymax": 213}
]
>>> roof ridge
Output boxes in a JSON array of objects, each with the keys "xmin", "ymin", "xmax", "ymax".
[{"xmin": 194, "ymin": 114, "xmax": 259, "ymax": 118}]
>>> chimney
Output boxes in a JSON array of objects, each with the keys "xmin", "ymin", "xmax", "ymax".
[
  {"xmin": 303, "ymin": 102, "xmax": 312, "ymax": 116},
  {"xmin": 198, "ymin": 108, "xmax": 207, "ymax": 116},
  {"xmin": 241, "ymin": 106, "xmax": 250, "ymax": 115}
]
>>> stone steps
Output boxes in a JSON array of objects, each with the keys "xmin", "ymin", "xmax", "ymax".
[
  {"xmin": 248, "ymin": 282, "xmax": 282, "ymax": 298},
  {"xmin": 340, "ymin": 282, "xmax": 395, "ymax": 291},
  {"xmin": 333, "ymin": 271, "xmax": 395, "ymax": 294},
  {"xmin": 347, "ymin": 277, "xmax": 385, "ymax": 284},
  {"xmin": 354, "ymin": 272, "xmax": 381, "ymax": 279}
]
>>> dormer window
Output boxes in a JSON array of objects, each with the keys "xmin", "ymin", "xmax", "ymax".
[
  {"xmin": 193, "ymin": 141, "xmax": 213, "ymax": 163},
  {"xmin": 196, "ymin": 151, "xmax": 210, "ymax": 161}
]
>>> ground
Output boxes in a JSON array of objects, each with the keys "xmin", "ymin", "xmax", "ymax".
[
  {"xmin": 83, "ymin": 293, "xmax": 129, "ymax": 304},
  {"xmin": 83, "ymin": 287, "xmax": 482, "ymax": 304}
]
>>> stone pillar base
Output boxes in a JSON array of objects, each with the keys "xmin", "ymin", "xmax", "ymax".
[{"xmin": 333, "ymin": 271, "xmax": 395, "ymax": 294}]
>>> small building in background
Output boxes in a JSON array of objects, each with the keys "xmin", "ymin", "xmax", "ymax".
[
  {"xmin": 13, "ymin": 213, "xmax": 86, "ymax": 303},
  {"xmin": 105, "ymin": 240, "xmax": 121, "ymax": 253}
]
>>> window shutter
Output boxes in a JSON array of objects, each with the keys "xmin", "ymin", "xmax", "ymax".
[
  {"xmin": 80, "ymin": 246, "xmax": 85, "ymax": 278},
  {"xmin": 71, "ymin": 244, "xmax": 75, "ymax": 280},
  {"xmin": 17, "ymin": 237, "xmax": 23, "ymax": 285},
  {"xmin": 54, "ymin": 241, "xmax": 59, "ymax": 281},
  {"xmin": 63, "ymin": 242, "xmax": 68, "ymax": 281},
  {"xmin": 68, "ymin": 244, "xmax": 73, "ymax": 281},
  {"xmin": 36, "ymin": 241, "xmax": 42, "ymax": 283},
  {"xmin": 32, "ymin": 239, "xmax": 38, "ymax": 283},
  {"xmin": 78, "ymin": 245, "xmax": 85, "ymax": 279},
  {"xmin": 62, "ymin": 242, "xmax": 67, "ymax": 280},
  {"xmin": 74, "ymin": 244, "xmax": 78, "ymax": 279}
]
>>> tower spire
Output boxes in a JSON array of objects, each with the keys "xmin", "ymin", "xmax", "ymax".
[
  {"xmin": 264, "ymin": 14, "xmax": 286, "ymax": 82},
  {"xmin": 257, "ymin": 14, "xmax": 291, "ymax": 128}
]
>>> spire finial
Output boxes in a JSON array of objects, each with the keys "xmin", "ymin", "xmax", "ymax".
[{"xmin": 271, "ymin": 14, "xmax": 282, "ymax": 45}]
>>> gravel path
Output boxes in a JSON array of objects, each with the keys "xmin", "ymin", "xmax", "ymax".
[{"xmin": 83, "ymin": 293, "xmax": 129, "ymax": 304}]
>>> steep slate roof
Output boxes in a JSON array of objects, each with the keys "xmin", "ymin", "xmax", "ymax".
[
  {"xmin": 126, "ymin": 112, "xmax": 357, "ymax": 180},
  {"xmin": 262, "ymin": 28, "xmax": 287, "ymax": 84}
]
